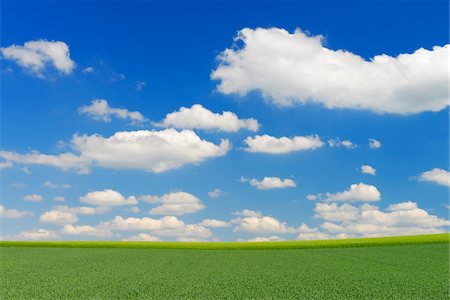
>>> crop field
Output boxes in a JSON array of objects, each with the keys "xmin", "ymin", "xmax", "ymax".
[{"xmin": 1, "ymin": 234, "xmax": 449, "ymax": 299}]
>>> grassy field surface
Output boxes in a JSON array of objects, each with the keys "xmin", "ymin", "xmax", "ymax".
[
  {"xmin": 1, "ymin": 233, "xmax": 448, "ymax": 250},
  {"xmin": 1, "ymin": 242, "xmax": 448, "ymax": 299}
]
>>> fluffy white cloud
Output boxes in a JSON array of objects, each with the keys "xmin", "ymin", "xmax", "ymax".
[
  {"xmin": 7, "ymin": 229, "xmax": 60, "ymax": 240},
  {"xmin": 1, "ymin": 39, "xmax": 74, "ymax": 77},
  {"xmin": 63, "ymin": 224, "xmax": 113, "ymax": 237},
  {"xmin": 0, "ymin": 205, "xmax": 33, "ymax": 218},
  {"xmin": 99, "ymin": 215, "xmax": 212, "ymax": 238},
  {"xmin": 244, "ymin": 134, "xmax": 323, "ymax": 154},
  {"xmin": 140, "ymin": 192, "xmax": 204, "ymax": 216},
  {"xmin": 324, "ymin": 183, "xmax": 381, "ymax": 202},
  {"xmin": 212, "ymin": 27, "xmax": 448, "ymax": 114},
  {"xmin": 233, "ymin": 211, "xmax": 296, "ymax": 234},
  {"xmin": 156, "ymin": 104, "xmax": 259, "ymax": 132},
  {"xmin": 40, "ymin": 210, "xmax": 78, "ymax": 224},
  {"xmin": 198, "ymin": 219, "xmax": 230, "ymax": 227},
  {"xmin": 80, "ymin": 189, "xmax": 137, "ymax": 206},
  {"xmin": 232, "ymin": 209, "xmax": 262, "ymax": 218},
  {"xmin": 23, "ymin": 194, "xmax": 43, "ymax": 202},
  {"xmin": 123, "ymin": 233, "xmax": 161, "ymax": 241},
  {"xmin": 328, "ymin": 139, "xmax": 356, "ymax": 149},
  {"xmin": 0, "ymin": 129, "xmax": 230, "ymax": 174},
  {"xmin": 208, "ymin": 188, "xmax": 223, "ymax": 198},
  {"xmin": 311, "ymin": 201, "xmax": 450, "ymax": 238},
  {"xmin": 246, "ymin": 236, "xmax": 283, "ymax": 242},
  {"xmin": 43, "ymin": 180, "xmax": 71, "ymax": 189},
  {"xmin": 79, "ymin": 99, "xmax": 146, "ymax": 125},
  {"xmin": 361, "ymin": 165, "xmax": 376, "ymax": 176},
  {"xmin": 419, "ymin": 168, "xmax": 450, "ymax": 187},
  {"xmin": 0, "ymin": 151, "xmax": 90, "ymax": 174},
  {"xmin": 306, "ymin": 194, "xmax": 318, "ymax": 201},
  {"xmin": 53, "ymin": 205, "xmax": 110, "ymax": 215},
  {"xmin": 369, "ymin": 138, "xmax": 382, "ymax": 149},
  {"xmin": 297, "ymin": 223, "xmax": 332, "ymax": 240},
  {"xmin": 241, "ymin": 176, "xmax": 296, "ymax": 190}
]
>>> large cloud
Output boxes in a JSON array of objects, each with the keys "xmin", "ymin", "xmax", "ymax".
[
  {"xmin": 0, "ymin": 205, "xmax": 33, "ymax": 218},
  {"xmin": 79, "ymin": 99, "xmax": 146, "ymax": 125},
  {"xmin": 80, "ymin": 189, "xmax": 137, "ymax": 206},
  {"xmin": 324, "ymin": 183, "xmax": 381, "ymax": 202},
  {"xmin": 1, "ymin": 39, "xmax": 75, "ymax": 77},
  {"xmin": 140, "ymin": 191, "xmax": 205, "ymax": 216},
  {"xmin": 419, "ymin": 168, "xmax": 450, "ymax": 187},
  {"xmin": 212, "ymin": 27, "xmax": 448, "ymax": 114},
  {"xmin": 232, "ymin": 210, "xmax": 296, "ymax": 234},
  {"xmin": 0, "ymin": 129, "xmax": 230, "ymax": 173},
  {"xmin": 244, "ymin": 134, "xmax": 323, "ymax": 154},
  {"xmin": 39, "ymin": 210, "xmax": 78, "ymax": 225},
  {"xmin": 156, "ymin": 104, "xmax": 259, "ymax": 132}
]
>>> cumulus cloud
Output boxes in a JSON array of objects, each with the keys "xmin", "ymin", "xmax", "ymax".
[
  {"xmin": 140, "ymin": 192, "xmax": 204, "ymax": 216},
  {"xmin": 63, "ymin": 224, "xmax": 113, "ymax": 237},
  {"xmin": 212, "ymin": 27, "xmax": 448, "ymax": 114},
  {"xmin": 306, "ymin": 194, "xmax": 318, "ymax": 201},
  {"xmin": 0, "ymin": 205, "xmax": 33, "ymax": 218},
  {"xmin": 419, "ymin": 168, "xmax": 450, "ymax": 187},
  {"xmin": 241, "ymin": 176, "xmax": 296, "ymax": 190},
  {"xmin": 79, "ymin": 99, "xmax": 146, "ymax": 125},
  {"xmin": 297, "ymin": 223, "xmax": 331, "ymax": 240},
  {"xmin": 208, "ymin": 188, "xmax": 223, "ymax": 198},
  {"xmin": 233, "ymin": 210, "xmax": 296, "ymax": 234},
  {"xmin": 156, "ymin": 104, "xmax": 259, "ymax": 132},
  {"xmin": 246, "ymin": 236, "xmax": 283, "ymax": 242},
  {"xmin": 6, "ymin": 229, "xmax": 60, "ymax": 240},
  {"xmin": 369, "ymin": 138, "xmax": 382, "ymax": 149},
  {"xmin": 323, "ymin": 183, "xmax": 381, "ymax": 202},
  {"xmin": 43, "ymin": 180, "xmax": 71, "ymax": 189},
  {"xmin": 40, "ymin": 210, "xmax": 78, "ymax": 225},
  {"xmin": 53, "ymin": 205, "xmax": 110, "ymax": 215},
  {"xmin": 1, "ymin": 39, "xmax": 74, "ymax": 77},
  {"xmin": 244, "ymin": 134, "xmax": 323, "ymax": 154},
  {"xmin": 99, "ymin": 215, "xmax": 212, "ymax": 238},
  {"xmin": 123, "ymin": 233, "xmax": 161, "ymax": 241},
  {"xmin": 308, "ymin": 201, "xmax": 450, "ymax": 238},
  {"xmin": 328, "ymin": 139, "xmax": 356, "ymax": 149},
  {"xmin": 361, "ymin": 165, "xmax": 376, "ymax": 176},
  {"xmin": 80, "ymin": 189, "xmax": 137, "ymax": 207},
  {"xmin": 198, "ymin": 219, "xmax": 230, "ymax": 227},
  {"xmin": 23, "ymin": 194, "xmax": 43, "ymax": 202},
  {"xmin": 0, "ymin": 129, "xmax": 230, "ymax": 174}
]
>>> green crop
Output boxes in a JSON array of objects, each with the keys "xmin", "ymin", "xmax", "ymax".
[{"xmin": 1, "ymin": 234, "xmax": 449, "ymax": 299}]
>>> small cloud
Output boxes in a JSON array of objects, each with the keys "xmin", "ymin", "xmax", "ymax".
[
  {"xmin": 328, "ymin": 138, "xmax": 356, "ymax": 149},
  {"xmin": 360, "ymin": 165, "xmax": 376, "ymax": 176},
  {"xmin": 369, "ymin": 138, "xmax": 382, "ymax": 149},
  {"xmin": 82, "ymin": 66, "xmax": 94, "ymax": 73},
  {"xmin": 43, "ymin": 180, "xmax": 71, "ymax": 189},
  {"xmin": 53, "ymin": 196, "xmax": 65, "ymax": 202},
  {"xmin": 23, "ymin": 194, "xmax": 43, "ymax": 202},
  {"xmin": 135, "ymin": 81, "xmax": 146, "ymax": 91},
  {"xmin": 208, "ymin": 188, "xmax": 223, "ymax": 198}
]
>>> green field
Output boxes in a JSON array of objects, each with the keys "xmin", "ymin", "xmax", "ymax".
[{"xmin": 1, "ymin": 234, "xmax": 449, "ymax": 299}]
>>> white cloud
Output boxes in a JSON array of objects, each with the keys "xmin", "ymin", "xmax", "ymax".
[
  {"xmin": 297, "ymin": 223, "xmax": 332, "ymax": 240},
  {"xmin": 361, "ymin": 165, "xmax": 376, "ymax": 176},
  {"xmin": 23, "ymin": 194, "xmax": 43, "ymax": 202},
  {"xmin": 63, "ymin": 224, "xmax": 113, "ymax": 237},
  {"xmin": 140, "ymin": 192, "xmax": 204, "ymax": 216},
  {"xmin": 1, "ymin": 39, "xmax": 75, "ymax": 77},
  {"xmin": 208, "ymin": 188, "xmax": 223, "ymax": 198},
  {"xmin": 0, "ymin": 151, "xmax": 90, "ymax": 174},
  {"xmin": 80, "ymin": 189, "xmax": 137, "ymax": 207},
  {"xmin": 53, "ymin": 196, "xmax": 65, "ymax": 202},
  {"xmin": 244, "ymin": 134, "xmax": 323, "ymax": 154},
  {"xmin": 419, "ymin": 168, "xmax": 450, "ymax": 187},
  {"xmin": 7, "ymin": 229, "xmax": 60, "ymax": 240},
  {"xmin": 79, "ymin": 99, "xmax": 146, "ymax": 125},
  {"xmin": 233, "ymin": 211, "xmax": 296, "ymax": 234},
  {"xmin": 328, "ymin": 139, "xmax": 356, "ymax": 149},
  {"xmin": 198, "ymin": 219, "xmax": 230, "ymax": 227},
  {"xmin": 324, "ymin": 183, "xmax": 381, "ymax": 202},
  {"xmin": 53, "ymin": 205, "xmax": 110, "ymax": 215},
  {"xmin": 232, "ymin": 209, "xmax": 262, "ymax": 218},
  {"xmin": 311, "ymin": 201, "xmax": 450, "ymax": 238},
  {"xmin": 246, "ymin": 236, "xmax": 283, "ymax": 242},
  {"xmin": 156, "ymin": 104, "xmax": 259, "ymax": 132},
  {"xmin": 212, "ymin": 27, "xmax": 448, "ymax": 114},
  {"xmin": 0, "ymin": 129, "xmax": 230, "ymax": 174},
  {"xmin": 0, "ymin": 205, "xmax": 33, "ymax": 218},
  {"xmin": 135, "ymin": 81, "xmax": 146, "ymax": 91},
  {"xmin": 306, "ymin": 194, "xmax": 318, "ymax": 201},
  {"xmin": 0, "ymin": 161, "xmax": 13, "ymax": 169},
  {"xmin": 99, "ymin": 215, "xmax": 212, "ymax": 238},
  {"xmin": 39, "ymin": 210, "xmax": 78, "ymax": 225},
  {"xmin": 369, "ymin": 138, "xmax": 382, "ymax": 149},
  {"xmin": 82, "ymin": 66, "xmax": 94, "ymax": 73},
  {"xmin": 241, "ymin": 176, "xmax": 296, "ymax": 190},
  {"xmin": 123, "ymin": 233, "xmax": 161, "ymax": 241},
  {"xmin": 43, "ymin": 180, "xmax": 71, "ymax": 189}
]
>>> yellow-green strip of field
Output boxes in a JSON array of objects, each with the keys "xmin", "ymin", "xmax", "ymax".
[{"xmin": 1, "ymin": 233, "xmax": 448, "ymax": 250}]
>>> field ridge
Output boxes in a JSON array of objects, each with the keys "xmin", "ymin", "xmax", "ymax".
[{"xmin": 0, "ymin": 233, "xmax": 448, "ymax": 250}]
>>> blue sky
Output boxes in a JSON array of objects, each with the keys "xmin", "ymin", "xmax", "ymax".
[{"xmin": 1, "ymin": 1, "xmax": 448, "ymax": 241}]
